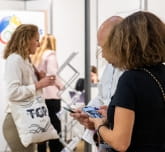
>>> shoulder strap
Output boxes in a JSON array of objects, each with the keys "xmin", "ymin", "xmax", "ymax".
[{"xmin": 142, "ymin": 68, "xmax": 165, "ymax": 102}]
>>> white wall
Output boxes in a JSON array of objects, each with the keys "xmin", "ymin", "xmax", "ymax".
[
  {"xmin": 52, "ymin": 0, "xmax": 85, "ymax": 77},
  {"xmin": 148, "ymin": 0, "xmax": 165, "ymax": 21},
  {"xmin": 26, "ymin": 0, "xmax": 85, "ymax": 81},
  {"xmin": 98, "ymin": 0, "xmax": 140, "ymax": 25},
  {"xmin": 25, "ymin": 0, "xmax": 51, "ymax": 33},
  {"xmin": 0, "ymin": 1, "xmax": 24, "ymax": 10}
]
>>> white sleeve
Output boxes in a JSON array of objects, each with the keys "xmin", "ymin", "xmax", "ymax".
[
  {"xmin": 82, "ymin": 64, "xmax": 114, "ymax": 144},
  {"xmin": 87, "ymin": 94, "xmax": 104, "ymax": 107},
  {"xmin": 87, "ymin": 64, "xmax": 113, "ymax": 106},
  {"xmin": 5, "ymin": 55, "xmax": 36, "ymax": 102},
  {"xmin": 110, "ymin": 68, "xmax": 124, "ymax": 97},
  {"xmin": 82, "ymin": 129, "xmax": 96, "ymax": 145}
]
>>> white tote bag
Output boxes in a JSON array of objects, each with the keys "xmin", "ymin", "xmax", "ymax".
[{"xmin": 10, "ymin": 96, "xmax": 59, "ymax": 147}]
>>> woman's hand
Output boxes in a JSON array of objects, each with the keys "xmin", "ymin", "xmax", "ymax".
[
  {"xmin": 70, "ymin": 109, "xmax": 95, "ymax": 130},
  {"xmin": 98, "ymin": 105, "xmax": 108, "ymax": 119},
  {"xmin": 38, "ymin": 70, "xmax": 46, "ymax": 79},
  {"xmin": 89, "ymin": 117, "xmax": 106, "ymax": 129},
  {"xmin": 35, "ymin": 75, "xmax": 56, "ymax": 89}
]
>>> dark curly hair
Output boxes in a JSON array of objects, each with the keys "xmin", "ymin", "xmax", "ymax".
[{"xmin": 103, "ymin": 11, "xmax": 165, "ymax": 70}]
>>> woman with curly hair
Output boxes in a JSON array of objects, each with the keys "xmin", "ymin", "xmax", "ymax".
[
  {"xmin": 3, "ymin": 24, "xmax": 56, "ymax": 152},
  {"xmin": 90, "ymin": 11, "xmax": 165, "ymax": 152}
]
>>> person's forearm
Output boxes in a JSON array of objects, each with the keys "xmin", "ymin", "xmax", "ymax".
[
  {"xmin": 97, "ymin": 125, "xmax": 129, "ymax": 152},
  {"xmin": 35, "ymin": 82, "xmax": 41, "ymax": 90}
]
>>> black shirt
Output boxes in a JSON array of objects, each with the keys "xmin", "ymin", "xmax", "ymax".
[{"xmin": 107, "ymin": 64, "xmax": 165, "ymax": 152}]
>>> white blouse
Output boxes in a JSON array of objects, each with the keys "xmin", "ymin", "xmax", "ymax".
[{"xmin": 4, "ymin": 53, "xmax": 40, "ymax": 113}]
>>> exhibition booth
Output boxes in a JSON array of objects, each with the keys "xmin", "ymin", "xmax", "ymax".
[{"xmin": 0, "ymin": 0, "xmax": 164, "ymax": 151}]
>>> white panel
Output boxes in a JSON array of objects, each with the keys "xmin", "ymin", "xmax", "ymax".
[
  {"xmin": 148, "ymin": 0, "xmax": 165, "ymax": 21},
  {"xmin": 98, "ymin": 0, "xmax": 140, "ymax": 26},
  {"xmin": 53, "ymin": 0, "xmax": 85, "ymax": 78},
  {"xmin": 0, "ymin": 1, "xmax": 24, "ymax": 10}
]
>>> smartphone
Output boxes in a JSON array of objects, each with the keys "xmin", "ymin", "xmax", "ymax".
[
  {"xmin": 63, "ymin": 106, "xmax": 75, "ymax": 113},
  {"xmin": 82, "ymin": 106, "xmax": 102, "ymax": 118}
]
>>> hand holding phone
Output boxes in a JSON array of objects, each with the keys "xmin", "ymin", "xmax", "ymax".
[
  {"xmin": 82, "ymin": 106, "xmax": 102, "ymax": 118},
  {"xmin": 63, "ymin": 106, "xmax": 75, "ymax": 113}
]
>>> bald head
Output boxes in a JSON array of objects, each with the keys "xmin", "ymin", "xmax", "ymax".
[{"xmin": 97, "ymin": 16, "xmax": 123, "ymax": 47}]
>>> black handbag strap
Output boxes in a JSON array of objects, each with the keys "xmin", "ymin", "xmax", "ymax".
[{"xmin": 142, "ymin": 68, "xmax": 165, "ymax": 102}]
